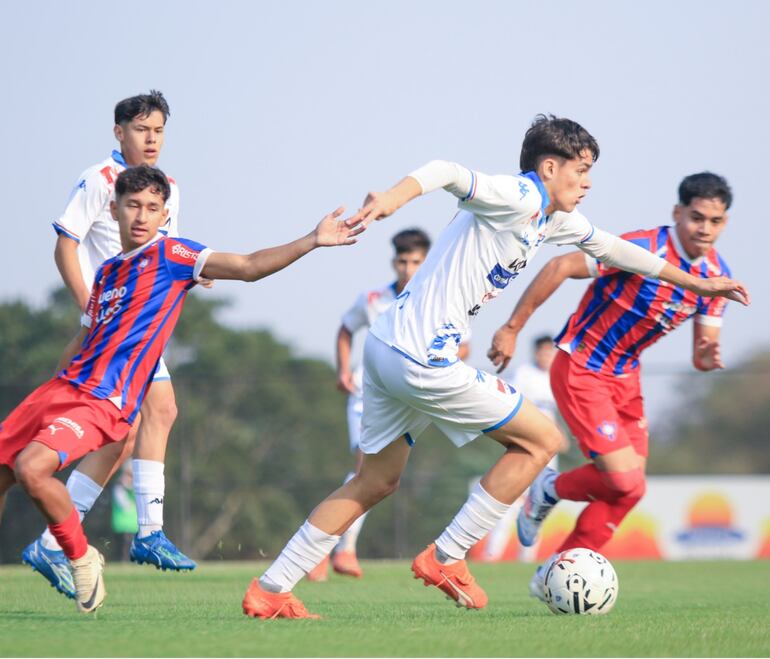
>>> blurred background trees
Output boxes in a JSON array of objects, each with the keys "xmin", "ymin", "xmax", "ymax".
[{"xmin": 0, "ymin": 290, "xmax": 767, "ymax": 563}]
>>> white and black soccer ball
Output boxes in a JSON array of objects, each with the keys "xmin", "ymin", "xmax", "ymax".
[{"xmin": 543, "ymin": 548, "xmax": 618, "ymax": 615}]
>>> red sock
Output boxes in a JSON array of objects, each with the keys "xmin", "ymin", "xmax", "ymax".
[
  {"xmin": 48, "ymin": 507, "xmax": 88, "ymax": 560},
  {"xmin": 555, "ymin": 463, "xmax": 617, "ymax": 502},
  {"xmin": 558, "ymin": 501, "xmax": 614, "ymax": 552}
]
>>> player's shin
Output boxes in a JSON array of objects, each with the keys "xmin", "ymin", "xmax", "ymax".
[
  {"xmin": 260, "ymin": 520, "xmax": 340, "ymax": 593},
  {"xmin": 39, "ymin": 470, "xmax": 103, "ymax": 550},
  {"xmin": 435, "ymin": 481, "xmax": 511, "ymax": 563}
]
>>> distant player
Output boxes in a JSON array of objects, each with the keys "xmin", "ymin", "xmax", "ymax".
[
  {"xmin": 23, "ymin": 91, "xmax": 194, "ymax": 600},
  {"xmin": 487, "ymin": 172, "xmax": 736, "ymax": 599},
  {"xmin": 482, "ymin": 335, "xmax": 566, "ymax": 562},
  {"xmin": 0, "ymin": 165, "xmax": 362, "ymax": 613},
  {"xmin": 241, "ymin": 115, "xmax": 748, "ymax": 619},
  {"xmin": 309, "ymin": 229, "xmax": 468, "ymax": 581}
]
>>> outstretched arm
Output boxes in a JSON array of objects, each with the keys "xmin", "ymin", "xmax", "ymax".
[
  {"xmin": 200, "ymin": 207, "xmax": 364, "ymax": 282},
  {"xmin": 336, "ymin": 325, "xmax": 355, "ymax": 394},
  {"xmin": 579, "ymin": 229, "xmax": 750, "ymax": 305},
  {"xmin": 488, "ymin": 252, "xmax": 590, "ymax": 373}
]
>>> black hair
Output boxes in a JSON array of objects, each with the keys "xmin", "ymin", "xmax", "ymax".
[
  {"xmin": 115, "ymin": 165, "xmax": 170, "ymax": 202},
  {"xmin": 678, "ymin": 172, "xmax": 732, "ymax": 209},
  {"xmin": 392, "ymin": 228, "xmax": 431, "ymax": 254},
  {"xmin": 114, "ymin": 90, "xmax": 170, "ymax": 125},
  {"xmin": 519, "ymin": 114, "xmax": 599, "ymax": 172},
  {"xmin": 533, "ymin": 334, "xmax": 553, "ymax": 350}
]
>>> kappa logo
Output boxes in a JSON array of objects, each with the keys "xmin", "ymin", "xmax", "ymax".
[
  {"xmin": 518, "ymin": 180, "xmax": 529, "ymax": 200},
  {"xmin": 138, "ymin": 256, "xmax": 151, "ymax": 270}
]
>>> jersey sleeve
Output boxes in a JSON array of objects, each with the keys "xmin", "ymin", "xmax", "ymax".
[
  {"xmin": 545, "ymin": 210, "xmax": 597, "ymax": 247},
  {"xmin": 582, "ymin": 228, "xmax": 658, "ymax": 278},
  {"xmin": 81, "ymin": 270, "xmax": 102, "ymax": 328},
  {"xmin": 53, "ymin": 170, "xmax": 110, "ymax": 243},
  {"xmin": 408, "ymin": 161, "xmax": 540, "ymax": 230},
  {"xmin": 164, "ymin": 238, "xmax": 214, "ymax": 282},
  {"xmin": 340, "ymin": 292, "xmax": 369, "ymax": 333}
]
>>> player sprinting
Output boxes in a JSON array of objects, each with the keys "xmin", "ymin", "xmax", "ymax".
[
  {"xmin": 487, "ymin": 172, "xmax": 737, "ymax": 600},
  {"xmin": 241, "ymin": 115, "xmax": 748, "ymax": 619},
  {"xmin": 482, "ymin": 335, "xmax": 566, "ymax": 562},
  {"xmin": 0, "ymin": 165, "xmax": 362, "ymax": 613},
  {"xmin": 22, "ymin": 91, "xmax": 195, "ymax": 600},
  {"xmin": 309, "ymin": 229, "xmax": 468, "ymax": 581}
]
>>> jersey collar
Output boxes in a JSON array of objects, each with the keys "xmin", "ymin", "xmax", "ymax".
[
  {"xmin": 520, "ymin": 171, "xmax": 551, "ymax": 216},
  {"xmin": 668, "ymin": 224, "xmax": 706, "ymax": 267},
  {"xmin": 118, "ymin": 234, "xmax": 163, "ymax": 260},
  {"xmin": 111, "ymin": 150, "xmax": 128, "ymax": 168}
]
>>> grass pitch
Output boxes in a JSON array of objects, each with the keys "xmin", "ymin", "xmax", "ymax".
[{"xmin": 1, "ymin": 560, "xmax": 768, "ymax": 657}]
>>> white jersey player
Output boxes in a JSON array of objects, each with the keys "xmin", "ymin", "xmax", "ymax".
[
  {"xmin": 244, "ymin": 114, "xmax": 747, "ymax": 619},
  {"xmin": 23, "ymin": 91, "xmax": 195, "ymax": 603}
]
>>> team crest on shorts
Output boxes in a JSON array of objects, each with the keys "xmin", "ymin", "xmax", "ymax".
[{"xmin": 596, "ymin": 421, "xmax": 617, "ymax": 441}]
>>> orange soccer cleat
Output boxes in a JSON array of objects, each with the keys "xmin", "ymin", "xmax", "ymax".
[
  {"xmin": 411, "ymin": 543, "xmax": 488, "ymax": 609},
  {"xmin": 242, "ymin": 578, "xmax": 320, "ymax": 620},
  {"xmin": 331, "ymin": 551, "xmax": 363, "ymax": 578},
  {"xmin": 306, "ymin": 556, "xmax": 330, "ymax": 582}
]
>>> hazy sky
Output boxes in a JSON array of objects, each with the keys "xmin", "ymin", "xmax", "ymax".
[{"xmin": 1, "ymin": 1, "xmax": 768, "ymax": 420}]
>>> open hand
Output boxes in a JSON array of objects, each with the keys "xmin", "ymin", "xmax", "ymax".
[
  {"xmin": 695, "ymin": 276, "xmax": 750, "ymax": 306},
  {"xmin": 347, "ymin": 190, "xmax": 401, "ymax": 229},
  {"xmin": 694, "ymin": 336, "xmax": 724, "ymax": 371},
  {"xmin": 487, "ymin": 325, "xmax": 519, "ymax": 374},
  {"xmin": 314, "ymin": 207, "xmax": 366, "ymax": 247}
]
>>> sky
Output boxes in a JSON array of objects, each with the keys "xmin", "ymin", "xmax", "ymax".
[{"xmin": 1, "ymin": 0, "xmax": 768, "ymax": 422}]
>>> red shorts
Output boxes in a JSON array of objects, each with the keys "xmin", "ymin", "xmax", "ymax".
[
  {"xmin": 550, "ymin": 350, "xmax": 648, "ymax": 459},
  {"xmin": 0, "ymin": 378, "xmax": 131, "ymax": 471}
]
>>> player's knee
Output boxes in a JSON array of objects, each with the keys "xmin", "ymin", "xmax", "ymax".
[
  {"xmin": 541, "ymin": 425, "xmax": 563, "ymax": 459},
  {"xmin": 359, "ymin": 473, "xmax": 400, "ymax": 505},
  {"xmin": 144, "ymin": 396, "xmax": 178, "ymax": 430},
  {"xmin": 599, "ymin": 467, "xmax": 646, "ymax": 500},
  {"xmin": 14, "ymin": 454, "xmax": 53, "ymax": 497}
]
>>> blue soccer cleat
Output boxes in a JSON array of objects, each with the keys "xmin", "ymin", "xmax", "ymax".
[
  {"xmin": 517, "ymin": 466, "xmax": 560, "ymax": 547},
  {"xmin": 21, "ymin": 538, "xmax": 76, "ymax": 599},
  {"xmin": 129, "ymin": 530, "xmax": 197, "ymax": 571}
]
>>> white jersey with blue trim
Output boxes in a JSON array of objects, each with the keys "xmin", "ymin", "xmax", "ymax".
[
  {"xmin": 341, "ymin": 281, "xmax": 399, "ymax": 393},
  {"xmin": 369, "ymin": 161, "xmax": 597, "ymax": 368},
  {"xmin": 53, "ymin": 150, "xmax": 180, "ymax": 287}
]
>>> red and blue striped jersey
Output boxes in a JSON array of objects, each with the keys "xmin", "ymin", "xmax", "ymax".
[
  {"xmin": 60, "ymin": 236, "xmax": 212, "ymax": 423},
  {"xmin": 555, "ymin": 226, "xmax": 730, "ymax": 376}
]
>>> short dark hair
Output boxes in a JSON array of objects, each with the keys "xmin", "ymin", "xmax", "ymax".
[
  {"xmin": 519, "ymin": 114, "xmax": 600, "ymax": 172},
  {"xmin": 678, "ymin": 172, "xmax": 732, "ymax": 209},
  {"xmin": 533, "ymin": 334, "xmax": 553, "ymax": 350},
  {"xmin": 392, "ymin": 228, "xmax": 431, "ymax": 254},
  {"xmin": 115, "ymin": 165, "xmax": 170, "ymax": 202},
  {"xmin": 114, "ymin": 90, "xmax": 170, "ymax": 125}
]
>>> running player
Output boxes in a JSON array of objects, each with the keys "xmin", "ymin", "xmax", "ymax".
[
  {"xmin": 488, "ymin": 172, "xmax": 736, "ymax": 600},
  {"xmin": 241, "ymin": 116, "xmax": 748, "ymax": 619},
  {"xmin": 23, "ymin": 91, "xmax": 193, "ymax": 599},
  {"xmin": 0, "ymin": 165, "xmax": 362, "ymax": 613},
  {"xmin": 309, "ymin": 229, "xmax": 468, "ymax": 581}
]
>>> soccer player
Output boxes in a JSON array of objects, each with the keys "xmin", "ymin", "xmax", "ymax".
[
  {"xmin": 488, "ymin": 172, "xmax": 737, "ymax": 600},
  {"xmin": 0, "ymin": 165, "xmax": 362, "ymax": 613},
  {"xmin": 309, "ymin": 229, "xmax": 468, "ymax": 581},
  {"xmin": 241, "ymin": 115, "xmax": 748, "ymax": 619},
  {"xmin": 23, "ymin": 91, "xmax": 194, "ymax": 599}
]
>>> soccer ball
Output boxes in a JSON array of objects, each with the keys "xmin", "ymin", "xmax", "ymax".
[{"xmin": 543, "ymin": 548, "xmax": 618, "ymax": 615}]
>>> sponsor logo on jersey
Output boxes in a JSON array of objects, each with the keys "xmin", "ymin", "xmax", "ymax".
[
  {"xmin": 487, "ymin": 263, "xmax": 519, "ymax": 290},
  {"xmin": 96, "ymin": 285, "xmax": 129, "ymax": 325},
  {"xmin": 171, "ymin": 243, "xmax": 198, "ymax": 260}
]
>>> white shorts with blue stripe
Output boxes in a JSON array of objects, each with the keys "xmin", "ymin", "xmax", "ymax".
[
  {"xmin": 152, "ymin": 356, "xmax": 172, "ymax": 382},
  {"xmin": 359, "ymin": 334, "xmax": 523, "ymax": 455}
]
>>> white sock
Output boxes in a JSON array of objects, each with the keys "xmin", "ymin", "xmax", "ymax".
[
  {"xmin": 40, "ymin": 471, "xmax": 103, "ymax": 551},
  {"xmin": 133, "ymin": 459, "xmax": 165, "ymax": 536},
  {"xmin": 435, "ymin": 482, "xmax": 511, "ymax": 563},
  {"xmin": 335, "ymin": 472, "xmax": 367, "ymax": 554},
  {"xmin": 260, "ymin": 520, "xmax": 340, "ymax": 593},
  {"xmin": 484, "ymin": 497, "xmax": 521, "ymax": 561}
]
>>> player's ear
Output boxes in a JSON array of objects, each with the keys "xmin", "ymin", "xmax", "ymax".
[
  {"xmin": 110, "ymin": 200, "xmax": 119, "ymax": 221},
  {"xmin": 538, "ymin": 157, "xmax": 557, "ymax": 182},
  {"xmin": 672, "ymin": 204, "xmax": 683, "ymax": 223},
  {"xmin": 114, "ymin": 124, "xmax": 123, "ymax": 143}
]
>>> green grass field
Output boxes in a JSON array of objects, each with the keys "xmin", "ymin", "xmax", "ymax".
[{"xmin": 1, "ymin": 560, "xmax": 768, "ymax": 657}]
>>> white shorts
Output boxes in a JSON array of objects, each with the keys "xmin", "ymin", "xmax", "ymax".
[
  {"xmin": 346, "ymin": 393, "xmax": 364, "ymax": 453},
  {"xmin": 359, "ymin": 334, "xmax": 523, "ymax": 454},
  {"xmin": 152, "ymin": 356, "xmax": 171, "ymax": 382}
]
